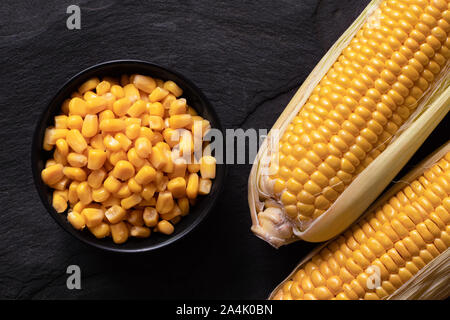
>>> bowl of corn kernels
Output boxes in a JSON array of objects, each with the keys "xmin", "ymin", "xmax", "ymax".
[{"xmin": 32, "ymin": 60, "xmax": 225, "ymax": 252}]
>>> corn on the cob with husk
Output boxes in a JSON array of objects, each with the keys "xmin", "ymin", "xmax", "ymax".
[
  {"xmin": 270, "ymin": 142, "xmax": 450, "ymax": 300},
  {"xmin": 248, "ymin": 0, "xmax": 450, "ymax": 246}
]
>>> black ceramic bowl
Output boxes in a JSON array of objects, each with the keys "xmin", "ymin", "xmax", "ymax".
[{"xmin": 32, "ymin": 60, "xmax": 225, "ymax": 253}]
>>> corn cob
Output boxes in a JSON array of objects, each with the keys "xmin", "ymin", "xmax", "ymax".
[
  {"xmin": 270, "ymin": 143, "xmax": 450, "ymax": 300},
  {"xmin": 249, "ymin": 0, "xmax": 450, "ymax": 246}
]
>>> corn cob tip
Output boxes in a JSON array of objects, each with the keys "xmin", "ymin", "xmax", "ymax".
[{"xmin": 253, "ymin": 207, "xmax": 294, "ymax": 248}]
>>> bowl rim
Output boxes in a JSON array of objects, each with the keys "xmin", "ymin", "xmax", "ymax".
[{"xmin": 31, "ymin": 59, "xmax": 226, "ymax": 253}]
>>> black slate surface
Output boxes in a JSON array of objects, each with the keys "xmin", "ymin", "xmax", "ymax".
[{"xmin": 0, "ymin": 0, "xmax": 448, "ymax": 299}]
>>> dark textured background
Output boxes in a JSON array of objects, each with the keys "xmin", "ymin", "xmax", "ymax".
[{"xmin": 0, "ymin": 0, "xmax": 448, "ymax": 299}]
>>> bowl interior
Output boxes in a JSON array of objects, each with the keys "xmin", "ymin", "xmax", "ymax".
[{"xmin": 32, "ymin": 60, "xmax": 225, "ymax": 252}]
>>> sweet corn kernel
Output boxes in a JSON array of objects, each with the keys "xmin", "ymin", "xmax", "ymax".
[
  {"xmin": 169, "ymin": 158, "xmax": 187, "ymax": 179},
  {"xmin": 113, "ymin": 97, "xmax": 132, "ymax": 117},
  {"xmin": 67, "ymin": 152, "xmax": 87, "ymax": 168},
  {"xmin": 200, "ymin": 156, "xmax": 216, "ymax": 179},
  {"xmin": 133, "ymin": 75, "xmax": 156, "ymax": 93},
  {"xmin": 127, "ymin": 100, "xmax": 147, "ymax": 118},
  {"xmin": 162, "ymin": 93, "xmax": 176, "ymax": 109},
  {"xmin": 43, "ymin": 128, "xmax": 68, "ymax": 149},
  {"xmin": 87, "ymin": 169, "xmax": 106, "ymax": 189},
  {"xmin": 149, "ymin": 145, "xmax": 168, "ymax": 170},
  {"xmin": 55, "ymin": 139, "xmax": 69, "ymax": 157},
  {"xmin": 103, "ymin": 175, "xmax": 122, "ymax": 193},
  {"xmin": 67, "ymin": 211, "xmax": 86, "ymax": 230},
  {"xmin": 143, "ymin": 207, "xmax": 159, "ymax": 227},
  {"xmin": 127, "ymin": 177, "xmax": 142, "ymax": 193},
  {"xmin": 134, "ymin": 165, "xmax": 156, "ymax": 185},
  {"xmin": 111, "ymin": 85, "xmax": 125, "ymax": 98},
  {"xmin": 63, "ymin": 167, "xmax": 87, "ymax": 181},
  {"xmin": 163, "ymin": 80, "xmax": 183, "ymax": 97},
  {"xmin": 96, "ymin": 81, "xmax": 111, "ymax": 96},
  {"xmin": 169, "ymin": 98, "xmax": 187, "ymax": 115},
  {"xmin": 149, "ymin": 87, "xmax": 169, "ymax": 102},
  {"xmin": 186, "ymin": 173, "xmax": 199, "ymax": 199},
  {"xmin": 169, "ymin": 114, "xmax": 192, "ymax": 129},
  {"xmin": 140, "ymin": 183, "xmax": 156, "ymax": 201},
  {"xmin": 110, "ymin": 221, "xmax": 129, "ymax": 244},
  {"xmin": 112, "ymin": 160, "xmax": 135, "ymax": 181},
  {"xmin": 68, "ymin": 181, "xmax": 79, "ymax": 204},
  {"xmin": 89, "ymin": 222, "xmax": 110, "ymax": 238},
  {"xmin": 130, "ymin": 226, "xmax": 151, "ymax": 238},
  {"xmin": 81, "ymin": 114, "xmax": 98, "ymax": 138},
  {"xmin": 125, "ymin": 123, "xmax": 141, "ymax": 140},
  {"xmin": 155, "ymin": 171, "xmax": 169, "ymax": 192},
  {"xmin": 178, "ymin": 198, "xmax": 189, "ymax": 216},
  {"xmin": 103, "ymin": 135, "xmax": 122, "ymax": 152},
  {"xmin": 69, "ymin": 97, "xmax": 88, "ymax": 117},
  {"xmin": 99, "ymin": 119, "xmax": 126, "ymax": 132},
  {"xmin": 123, "ymin": 84, "xmax": 140, "ymax": 103},
  {"xmin": 105, "ymin": 205, "xmax": 127, "ymax": 224},
  {"xmin": 148, "ymin": 102, "xmax": 165, "ymax": 117},
  {"xmin": 160, "ymin": 204, "xmax": 182, "ymax": 221},
  {"xmin": 41, "ymin": 164, "xmax": 64, "ymax": 185},
  {"xmin": 127, "ymin": 147, "xmax": 146, "ymax": 168},
  {"xmin": 54, "ymin": 115, "xmax": 68, "ymax": 129},
  {"xmin": 66, "ymin": 129, "xmax": 87, "ymax": 153},
  {"xmin": 52, "ymin": 191, "xmax": 68, "ymax": 213},
  {"xmin": 135, "ymin": 137, "xmax": 152, "ymax": 158},
  {"xmin": 149, "ymin": 116, "xmax": 165, "ymax": 131},
  {"xmin": 77, "ymin": 181, "xmax": 92, "ymax": 205},
  {"xmin": 50, "ymin": 176, "xmax": 70, "ymax": 190},
  {"xmin": 73, "ymin": 201, "xmax": 85, "ymax": 213},
  {"xmin": 116, "ymin": 183, "xmax": 132, "ymax": 198},
  {"xmin": 86, "ymin": 96, "xmax": 107, "ymax": 114},
  {"xmin": 92, "ymin": 187, "xmax": 111, "ymax": 203},
  {"xmin": 67, "ymin": 115, "xmax": 84, "ymax": 131},
  {"xmin": 156, "ymin": 191, "xmax": 174, "ymax": 214},
  {"xmin": 82, "ymin": 207, "xmax": 104, "ymax": 228},
  {"xmin": 198, "ymin": 178, "xmax": 212, "ymax": 195},
  {"xmin": 109, "ymin": 150, "xmax": 127, "ymax": 166},
  {"xmin": 79, "ymin": 77, "xmax": 100, "ymax": 94},
  {"xmin": 157, "ymin": 220, "xmax": 174, "ymax": 235},
  {"xmin": 121, "ymin": 193, "xmax": 142, "ymax": 209},
  {"xmin": 167, "ymin": 177, "xmax": 186, "ymax": 198},
  {"xmin": 87, "ymin": 149, "xmax": 107, "ymax": 170}
]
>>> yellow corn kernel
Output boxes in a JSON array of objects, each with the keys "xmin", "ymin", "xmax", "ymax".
[
  {"xmin": 68, "ymin": 97, "xmax": 88, "ymax": 117},
  {"xmin": 167, "ymin": 177, "xmax": 186, "ymax": 198},
  {"xmin": 68, "ymin": 181, "xmax": 79, "ymax": 204},
  {"xmin": 162, "ymin": 128, "xmax": 179, "ymax": 148},
  {"xmin": 43, "ymin": 128, "xmax": 68, "ymax": 147},
  {"xmin": 127, "ymin": 147, "xmax": 146, "ymax": 168},
  {"xmin": 126, "ymin": 178, "xmax": 141, "ymax": 194},
  {"xmin": 81, "ymin": 207, "xmax": 104, "ymax": 228},
  {"xmin": 169, "ymin": 98, "xmax": 187, "ymax": 115},
  {"xmin": 45, "ymin": 159, "xmax": 57, "ymax": 168},
  {"xmin": 87, "ymin": 168, "xmax": 106, "ymax": 189},
  {"xmin": 125, "ymin": 123, "xmax": 140, "ymax": 140},
  {"xmin": 140, "ymin": 182, "xmax": 156, "ymax": 200},
  {"xmin": 133, "ymin": 75, "xmax": 156, "ymax": 93},
  {"xmin": 67, "ymin": 115, "xmax": 84, "ymax": 131},
  {"xmin": 111, "ymin": 85, "xmax": 125, "ymax": 98},
  {"xmin": 149, "ymin": 116, "xmax": 165, "ymax": 131},
  {"xmin": 96, "ymin": 81, "xmax": 111, "ymax": 96},
  {"xmin": 116, "ymin": 183, "xmax": 132, "ymax": 199},
  {"xmin": 150, "ymin": 132, "xmax": 164, "ymax": 146},
  {"xmin": 103, "ymin": 135, "xmax": 122, "ymax": 152},
  {"xmin": 66, "ymin": 129, "xmax": 87, "ymax": 153},
  {"xmin": 61, "ymin": 99, "xmax": 70, "ymax": 115},
  {"xmin": 169, "ymin": 114, "xmax": 192, "ymax": 129},
  {"xmin": 103, "ymin": 92, "xmax": 116, "ymax": 110},
  {"xmin": 200, "ymin": 156, "xmax": 216, "ymax": 179},
  {"xmin": 73, "ymin": 201, "xmax": 85, "ymax": 213},
  {"xmin": 89, "ymin": 222, "xmax": 110, "ymax": 238},
  {"xmin": 157, "ymin": 220, "xmax": 174, "ymax": 235},
  {"xmin": 55, "ymin": 139, "xmax": 69, "ymax": 157},
  {"xmin": 103, "ymin": 176, "xmax": 122, "ymax": 193},
  {"xmin": 132, "ymin": 164, "xmax": 155, "ymax": 185},
  {"xmin": 102, "ymin": 196, "xmax": 121, "ymax": 208},
  {"xmin": 110, "ymin": 221, "xmax": 129, "ymax": 244},
  {"xmin": 187, "ymin": 106, "xmax": 198, "ymax": 116},
  {"xmin": 127, "ymin": 100, "xmax": 147, "ymax": 118},
  {"xmin": 53, "ymin": 149, "xmax": 67, "ymax": 165},
  {"xmin": 77, "ymin": 181, "xmax": 92, "ymax": 205},
  {"xmin": 143, "ymin": 207, "xmax": 159, "ymax": 227},
  {"xmin": 99, "ymin": 109, "xmax": 115, "ymax": 122},
  {"xmin": 188, "ymin": 158, "xmax": 200, "ymax": 173},
  {"xmin": 87, "ymin": 149, "xmax": 107, "ymax": 170},
  {"xmin": 178, "ymin": 198, "xmax": 189, "ymax": 216},
  {"xmin": 52, "ymin": 191, "xmax": 68, "ymax": 213},
  {"xmin": 130, "ymin": 226, "xmax": 151, "ymax": 238},
  {"xmin": 71, "ymin": 91, "xmax": 82, "ymax": 99},
  {"xmin": 105, "ymin": 205, "xmax": 127, "ymax": 224},
  {"xmin": 92, "ymin": 187, "xmax": 111, "ymax": 202},
  {"xmin": 162, "ymin": 93, "xmax": 176, "ymax": 109},
  {"xmin": 67, "ymin": 211, "xmax": 86, "ymax": 230},
  {"xmin": 113, "ymin": 97, "xmax": 132, "ymax": 117},
  {"xmin": 156, "ymin": 191, "xmax": 174, "ymax": 214},
  {"xmin": 169, "ymin": 158, "xmax": 187, "ymax": 179},
  {"xmin": 79, "ymin": 77, "xmax": 100, "ymax": 94},
  {"xmin": 84, "ymin": 91, "xmax": 96, "ymax": 101},
  {"xmin": 125, "ymin": 210, "xmax": 143, "ymax": 227},
  {"xmin": 54, "ymin": 115, "xmax": 68, "ymax": 129},
  {"xmin": 135, "ymin": 137, "xmax": 152, "ymax": 158},
  {"xmin": 109, "ymin": 150, "xmax": 127, "ymax": 166},
  {"xmin": 198, "ymin": 178, "xmax": 212, "ymax": 195},
  {"xmin": 160, "ymin": 203, "xmax": 182, "ymax": 221},
  {"xmin": 186, "ymin": 173, "xmax": 199, "ymax": 199},
  {"xmin": 112, "ymin": 160, "xmax": 135, "ymax": 181},
  {"xmin": 155, "ymin": 172, "xmax": 169, "ymax": 192},
  {"xmin": 163, "ymin": 80, "xmax": 183, "ymax": 97},
  {"xmin": 63, "ymin": 167, "xmax": 87, "ymax": 181},
  {"xmin": 149, "ymin": 87, "xmax": 169, "ymax": 102},
  {"xmin": 192, "ymin": 119, "xmax": 211, "ymax": 138},
  {"xmin": 121, "ymin": 193, "xmax": 142, "ymax": 210},
  {"xmin": 148, "ymin": 102, "xmax": 165, "ymax": 117},
  {"xmin": 41, "ymin": 164, "xmax": 64, "ymax": 185},
  {"xmin": 99, "ymin": 118, "xmax": 126, "ymax": 132},
  {"xmin": 86, "ymin": 96, "xmax": 107, "ymax": 114},
  {"xmin": 113, "ymin": 133, "xmax": 131, "ymax": 152},
  {"xmin": 67, "ymin": 152, "xmax": 87, "ymax": 168},
  {"xmin": 123, "ymin": 84, "xmax": 140, "ymax": 102},
  {"xmin": 149, "ymin": 144, "xmax": 168, "ymax": 170},
  {"xmin": 50, "ymin": 176, "xmax": 70, "ymax": 191},
  {"xmin": 81, "ymin": 114, "xmax": 98, "ymax": 138}
]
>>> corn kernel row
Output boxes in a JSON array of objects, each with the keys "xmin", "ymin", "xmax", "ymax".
[
  {"xmin": 41, "ymin": 74, "xmax": 217, "ymax": 244},
  {"xmin": 272, "ymin": 150, "xmax": 450, "ymax": 300}
]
